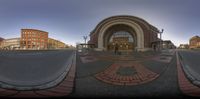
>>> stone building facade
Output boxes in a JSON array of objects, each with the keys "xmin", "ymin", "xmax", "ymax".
[
  {"xmin": 189, "ymin": 35, "xmax": 200, "ymax": 49},
  {"xmin": 48, "ymin": 38, "xmax": 66, "ymax": 49},
  {"xmin": 0, "ymin": 38, "xmax": 20, "ymax": 50},
  {"xmin": 0, "ymin": 37, "xmax": 4, "ymax": 49}
]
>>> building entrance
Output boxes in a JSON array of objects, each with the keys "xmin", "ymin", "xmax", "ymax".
[{"xmin": 107, "ymin": 31, "xmax": 134, "ymax": 51}]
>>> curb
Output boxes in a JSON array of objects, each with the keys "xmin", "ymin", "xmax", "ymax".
[
  {"xmin": 177, "ymin": 52, "xmax": 200, "ymax": 87},
  {"xmin": 0, "ymin": 50, "xmax": 76, "ymax": 98},
  {"xmin": 176, "ymin": 51, "xmax": 200, "ymax": 96}
]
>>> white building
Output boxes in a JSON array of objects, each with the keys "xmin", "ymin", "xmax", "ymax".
[{"xmin": 1, "ymin": 38, "xmax": 20, "ymax": 50}]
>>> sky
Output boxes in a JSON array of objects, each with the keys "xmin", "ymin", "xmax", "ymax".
[{"xmin": 0, "ymin": 0, "xmax": 200, "ymax": 46}]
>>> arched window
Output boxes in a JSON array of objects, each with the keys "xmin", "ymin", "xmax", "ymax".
[
  {"xmin": 109, "ymin": 31, "xmax": 134, "ymax": 43},
  {"xmin": 107, "ymin": 31, "xmax": 135, "ymax": 50}
]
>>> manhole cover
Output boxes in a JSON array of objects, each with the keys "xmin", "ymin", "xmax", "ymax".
[{"xmin": 116, "ymin": 67, "xmax": 137, "ymax": 76}]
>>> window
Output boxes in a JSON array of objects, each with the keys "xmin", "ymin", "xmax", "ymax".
[{"xmin": 109, "ymin": 31, "xmax": 134, "ymax": 43}]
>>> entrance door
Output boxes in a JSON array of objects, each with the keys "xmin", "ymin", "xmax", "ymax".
[{"xmin": 107, "ymin": 31, "xmax": 134, "ymax": 51}]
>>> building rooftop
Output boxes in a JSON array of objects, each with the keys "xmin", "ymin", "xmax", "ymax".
[
  {"xmin": 21, "ymin": 29, "xmax": 49, "ymax": 33},
  {"xmin": 190, "ymin": 35, "xmax": 200, "ymax": 40}
]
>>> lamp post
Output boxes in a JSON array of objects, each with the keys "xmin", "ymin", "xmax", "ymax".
[
  {"xmin": 83, "ymin": 36, "xmax": 88, "ymax": 48},
  {"xmin": 159, "ymin": 29, "xmax": 164, "ymax": 51}
]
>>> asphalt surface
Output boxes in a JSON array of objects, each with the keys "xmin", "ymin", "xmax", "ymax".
[
  {"xmin": 0, "ymin": 50, "xmax": 75, "ymax": 90},
  {"xmin": 178, "ymin": 50, "xmax": 200, "ymax": 72}
]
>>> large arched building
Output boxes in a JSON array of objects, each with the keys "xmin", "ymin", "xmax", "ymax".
[{"xmin": 88, "ymin": 15, "xmax": 160, "ymax": 51}]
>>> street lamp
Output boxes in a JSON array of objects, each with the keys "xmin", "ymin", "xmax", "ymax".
[
  {"xmin": 159, "ymin": 29, "xmax": 164, "ymax": 51},
  {"xmin": 83, "ymin": 36, "xmax": 88, "ymax": 48}
]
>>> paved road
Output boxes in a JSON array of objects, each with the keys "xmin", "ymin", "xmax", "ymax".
[
  {"xmin": 178, "ymin": 49, "xmax": 200, "ymax": 85},
  {"xmin": 178, "ymin": 50, "xmax": 200, "ymax": 70},
  {"xmin": 0, "ymin": 50, "xmax": 75, "ymax": 90}
]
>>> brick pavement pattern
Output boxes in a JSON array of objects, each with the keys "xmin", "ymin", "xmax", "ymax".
[{"xmin": 95, "ymin": 61, "xmax": 159, "ymax": 85}]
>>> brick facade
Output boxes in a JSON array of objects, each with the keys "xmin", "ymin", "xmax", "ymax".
[
  {"xmin": 20, "ymin": 29, "xmax": 48, "ymax": 50},
  {"xmin": 88, "ymin": 15, "xmax": 159, "ymax": 51}
]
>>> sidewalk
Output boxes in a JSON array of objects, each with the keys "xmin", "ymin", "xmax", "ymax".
[{"xmin": 70, "ymin": 50, "xmax": 181, "ymax": 98}]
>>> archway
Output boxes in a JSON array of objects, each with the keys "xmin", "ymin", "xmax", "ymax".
[
  {"xmin": 98, "ymin": 19, "xmax": 144, "ymax": 51},
  {"xmin": 102, "ymin": 24, "xmax": 137, "ymax": 51},
  {"xmin": 89, "ymin": 15, "xmax": 160, "ymax": 52}
]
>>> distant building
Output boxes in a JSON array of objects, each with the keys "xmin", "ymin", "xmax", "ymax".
[
  {"xmin": 179, "ymin": 44, "xmax": 189, "ymax": 49},
  {"xmin": 48, "ymin": 38, "xmax": 66, "ymax": 49},
  {"xmin": 1, "ymin": 38, "xmax": 20, "ymax": 50},
  {"xmin": 151, "ymin": 40, "xmax": 176, "ymax": 51},
  {"xmin": 0, "ymin": 37, "xmax": 4, "ymax": 49},
  {"xmin": 20, "ymin": 29, "xmax": 48, "ymax": 50},
  {"xmin": 162, "ymin": 40, "xmax": 176, "ymax": 49},
  {"xmin": 0, "ymin": 37, "xmax": 4, "ymax": 41},
  {"xmin": 65, "ymin": 44, "xmax": 70, "ymax": 48},
  {"xmin": 1, "ymin": 29, "xmax": 69, "ymax": 50},
  {"xmin": 189, "ymin": 35, "xmax": 200, "ymax": 49}
]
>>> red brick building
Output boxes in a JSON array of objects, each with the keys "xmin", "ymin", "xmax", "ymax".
[
  {"xmin": 88, "ymin": 15, "xmax": 160, "ymax": 52},
  {"xmin": 20, "ymin": 29, "xmax": 48, "ymax": 50}
]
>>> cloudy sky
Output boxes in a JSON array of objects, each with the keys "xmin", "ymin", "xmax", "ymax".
[{"xmin": 0, "ymin": 0, "xmax": 199, "ymax": 46}]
